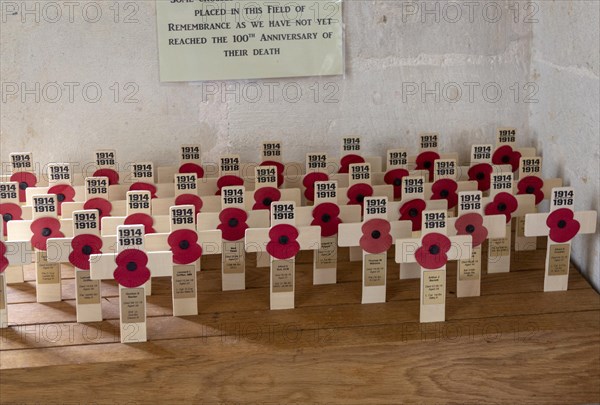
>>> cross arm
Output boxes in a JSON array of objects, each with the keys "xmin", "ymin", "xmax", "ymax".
[
  {"xmin": 244, "ymin": 228, "xmax": 269, "ymax": 253},
  {"xmin": 4, "ymin": 240, "xmax": 34, "ymax": 265},
  {"xmin": 337, "ymin": 223, "xmax": 363, "ymax": 247},
  {"xmin": 524, "ymin": 211, "xmax": 597, "ymax": 237},
  {"xmin": 297, "ymin": 226, "xmax": 321, "ymax": 251}
]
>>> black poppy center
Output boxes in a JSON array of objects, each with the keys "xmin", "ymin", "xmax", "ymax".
[
  {"xmin": 2, "ymin": 213, "xmax": 13, "ymax": 222},
  {"xmin": 41, "ymin": 227, "xmax": 52, "ymax": 237},
  {"xmin": 393, "ymin": 178, "xmax": 402, "ymax": 187},
  {"xmin": 126, "ymin": 262, "xmax": 137, "ymax": 271},
  {"xmin": 356, "ymin": 194, "xmax": 365, "ymax": 203},
  {"xmin": 440, "ymin": 189, "xmax": 449, "ymax": 198},
  {"xmin": 497, "ymin": 203, "xmax": 507, "ymax": 212},
  {"xmin": 82, "ymin": 245, "xmax": 93, "ymax": 255},
  {"xmin": 476, "ymin": 172, "xmax": 485, "ymax": 180},
  {"xmin": 19, "ymin": 182, "xmax": 28, "ymax": 190},
  {"xmin": 557, "ymin": 220, "xmax": 567, "ymax": 229},
  {"xmin": 409, "ymin": 208, "xmax": 419, "ymax": 218},
  {"xmin": 371, "ymin": 230, "xmax": 381, "ymax": 240},
  {"xmin": 429, "ymin": 245, "xmax": 440, "ymax": 255},
  {"xmin": 466, "ymin": 224, "xmax": 476, "ymax": 234},
  {"xmin": 279, "ymin": 235, "xmax": 289, "ymax": 245},
  {"xmin": 179, "ymin": 240, "xmax": 190, "ymax": 250},
  {"xmin": 56, "ymin": 193, "xmax": 65, "ymax": 202},
  {"xmin": 262, "ymin": 198, "xmax": 273, "ymax": 207},
  {"xmin": 526, "ymin": 186, "xmax": 535, "ymax": 194},
  {"xmin": 423, "ymin": 161, "xmax": 432, "ymax": 169},
  {"xmin": 228, "ymin": 218, "xmax": 239, "ymax": 228},
  {"xmin": 321, "ymin": 214, "xmax": 331, "ymax": 223},
  {"xmin": 501, "ymin": 155, "xmax": 510, "ymax": 164}
]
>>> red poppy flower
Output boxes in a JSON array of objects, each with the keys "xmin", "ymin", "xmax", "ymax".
[
  {"xmin": 168, "ymin": 229, "xmax": 202, "ymax": 265},
  {"xmin": 113, "ymin": 249, "xmax": 151, "ymax": 288},
  {"xmin": 431, "ymin": 179, "xmax": 458, "ymax": 209},
  {"xmin": 0, "ymin": 241, "xmax": 8, "ymax": 273},
  {"xmin": 179, "ymin": 163, "xmax": 205, "ymax": 179},
  {"xmin": 347, "ymin": 184, "xmax": 373, "ymax": 208},
  {"xmin": 492, "ymin": 145, "xmax": 522, "ymax": 172},
  {"xmin": 359, "ymin": 218, "xmax": 393, "ymax": 254},
  {"xmin": 216, "ymin": 175, "xmax": 244, "ymax": 195},
  {"xmin": 384, "ymin": 168, "xmax": 409, "ymax": 199},
  {"xmin": 415, "ymin": 151, "xmax": 440, "ymax": 181},
  {"xmin": 175, "ymin": 194, "xmax": 203, "ymax": 215},
  {"xmin": 311, "ymin": 203, "xmax": 342, "ymax": 237},
  {"xmin": 83, "ymin": 198, "xmax": 112, "ymax": 220},
  {"xmin": 30, "ymin": 217, "xmax": 64, "ymax": 251},
  {"xmin": 415, "ymin": 233, "xmax": 452, "ymax": 270},
  {"xmin": 69, "ymin": 234, "xmax": 103, "ymax": 270},
  {"xmin": 9, "ymin": 172, "xmax": 37, "ymax": 202},
  {"xmin": 129, "ymin": 182, "xmax": 157, "ymax": 199},
  {"xmin": 217, "ymin": 208, "xmax": 249, "ymax": 242},
  {"xmin": 339, "ymin": 154, "xmax": 365, "ymax": 174},
  {"xmin": 260, "ymin": 161, "xmax": 285, "ymax": 187},
  {"xmin": 468, "ymin": 163, "xmax": 494, "ymax": 192},
  {"xmin": 484, "ymin": 192, "xmax": 518, "ymax": 223},
  {"xmin": 93, "ymin": 169, "xmax": 120, "ymax": 185},
  {"xmin": 48, "ymin": 184, "xmax": 76, "ymax": 215},
  {"xmin": 124, "ymin": 213, "xmax": 155, "ymax": 234},
  {"xmin": 399, "ymin": 199, "xmax": 427, "ymax": 232},
  {"xmin": 267, "ymin": 224, "xmax": 300, "ymax": 260},
  {"xmin": 0, "ymin": 203, "xmax": 23, "ymax": 236},
  {"xmin": 253, "ymin": 187, "xmax": 281, "ymax": 210},
  {"xmin": 302, "ymin": 172, "xmax": 329, "ymax": 202},
  {"xmin": 455, "ymin": 213, "xmax": 488, "ymax": 248},
  {"xmin": 517, "ymin": 176, "xmax": 544, "ymax": 205},
  {"xmin": 546, "ymin": 208, "xmax": 580, "ymax": 243}
]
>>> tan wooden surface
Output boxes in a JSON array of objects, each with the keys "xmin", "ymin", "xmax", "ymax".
[{"xmin": 1, "ymin": 236, "xmax": 599, "ymax": 404}]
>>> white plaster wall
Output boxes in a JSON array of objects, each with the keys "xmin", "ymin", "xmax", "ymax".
[
  {"xmin": 1, "ymin": 1, "xmax": 532, "ymax": 166},
  {"xmin": 530, "ymin": 1, "xmax": 600, "ymax": 289}
]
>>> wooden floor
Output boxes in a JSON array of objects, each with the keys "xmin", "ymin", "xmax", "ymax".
[{"xmin": 1, "ymin": 237, "xmax": 599, "ymax": 404}]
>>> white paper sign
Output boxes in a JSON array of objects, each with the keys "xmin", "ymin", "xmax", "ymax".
[{"xmin": 156, "ymin": 0, "xmax": 344, "ymax": 81}]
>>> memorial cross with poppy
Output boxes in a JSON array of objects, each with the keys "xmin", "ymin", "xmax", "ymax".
[{"xmin": 524, "ymin": 187, "xmax": 597, "ymax": 292}]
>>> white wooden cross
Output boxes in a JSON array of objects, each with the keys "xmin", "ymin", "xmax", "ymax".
[
  {"xmin": 525, "ymin": 187, "xmax": 597, "ymax": 292},
  {"xmin": 0, "ymin": 217, "xmax": 33, "ymax": 328},
  {"xmin": 89, "ymin": 224, "xmax": 172, "ymax": 343},
  {"xmin": 395, "ymin": 209, "xmax": 473, "ymax": 323},
  {"xmin": 197, "ymin": 186, "xmax": 269, "ymax": 291},
  {"xmin": 150, "ymin": 173, "xmax": 221, "ymax": 215},
  {"xmin": 337, "ymin": 137, "xmax": 383, "ymax": 174},
  {"xmin": 46, "ymin": 209, "xmax": 117, "ymax": 322},
  {"xmin": 245, "ymin": 201, "xmax": 321, "ymax": 310},
  {"xmin": 457, "ymin": 144, "xmax": 512, "ymax": 194},
  {"xmin": 492, "ymin": 128, "xmax": 537, "ymax": 172},
  {"xmin": 7, "ymin": 194, "xmax": 73, "ymax": 302},
  {"xmin": 424, "ymin": 158, "xmax": 478, "ymax": 214},
  {"xmin": 338, "ymin": 197, "xmax": 412, "ymax": 304},
  {"xmin": 408, "ymin": 133, "xmax": 459, "ymax": 182},
  {"xmin": 145, "ymin": 205, "xmax": 222, "ymax": 316},
  {"xmin": 296, "ymin": 180, "xmax": 362, "ymax": 285},
  {"xmin": 301, "ymin": 152, "xmax": 333, "ymax": 205},
  {"xmin": 483, "ymin": 172, "xmax": 536, "ymax": 273},
  {"xmin": 156, "ymin": 144, "xmax": 208, "ymax": 183},
  {"xmin": 247, "ymin": 165, "xmax": 301, "ymax": 212},
  {"xmin": 514, "ymin": 156, "xmax": 563, "ymax": 252},
  {"xmin": 101, "ymin": 190, "xmax": 171, "ymax": 236},
  {"xmin": 447, "ymin": 191, "xmax": 506, "ymax": 297},
  {"xmin": 60, "ymin": 176, "xmax": 126, "ymax": 219},
  {"xmin": 198, "ymin": 154, "xmax": 246, "ymax": 197},
  {"xmin": 91, "ymin": 149, "xmax": 123, "ymax": 185},
  {"xmin": 388, "ymin": 175, "xmax": 447, "ymax": 280},
  {"xmin": 0, "ymin": 181, "xmax": 32, "ymax": 283}
]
